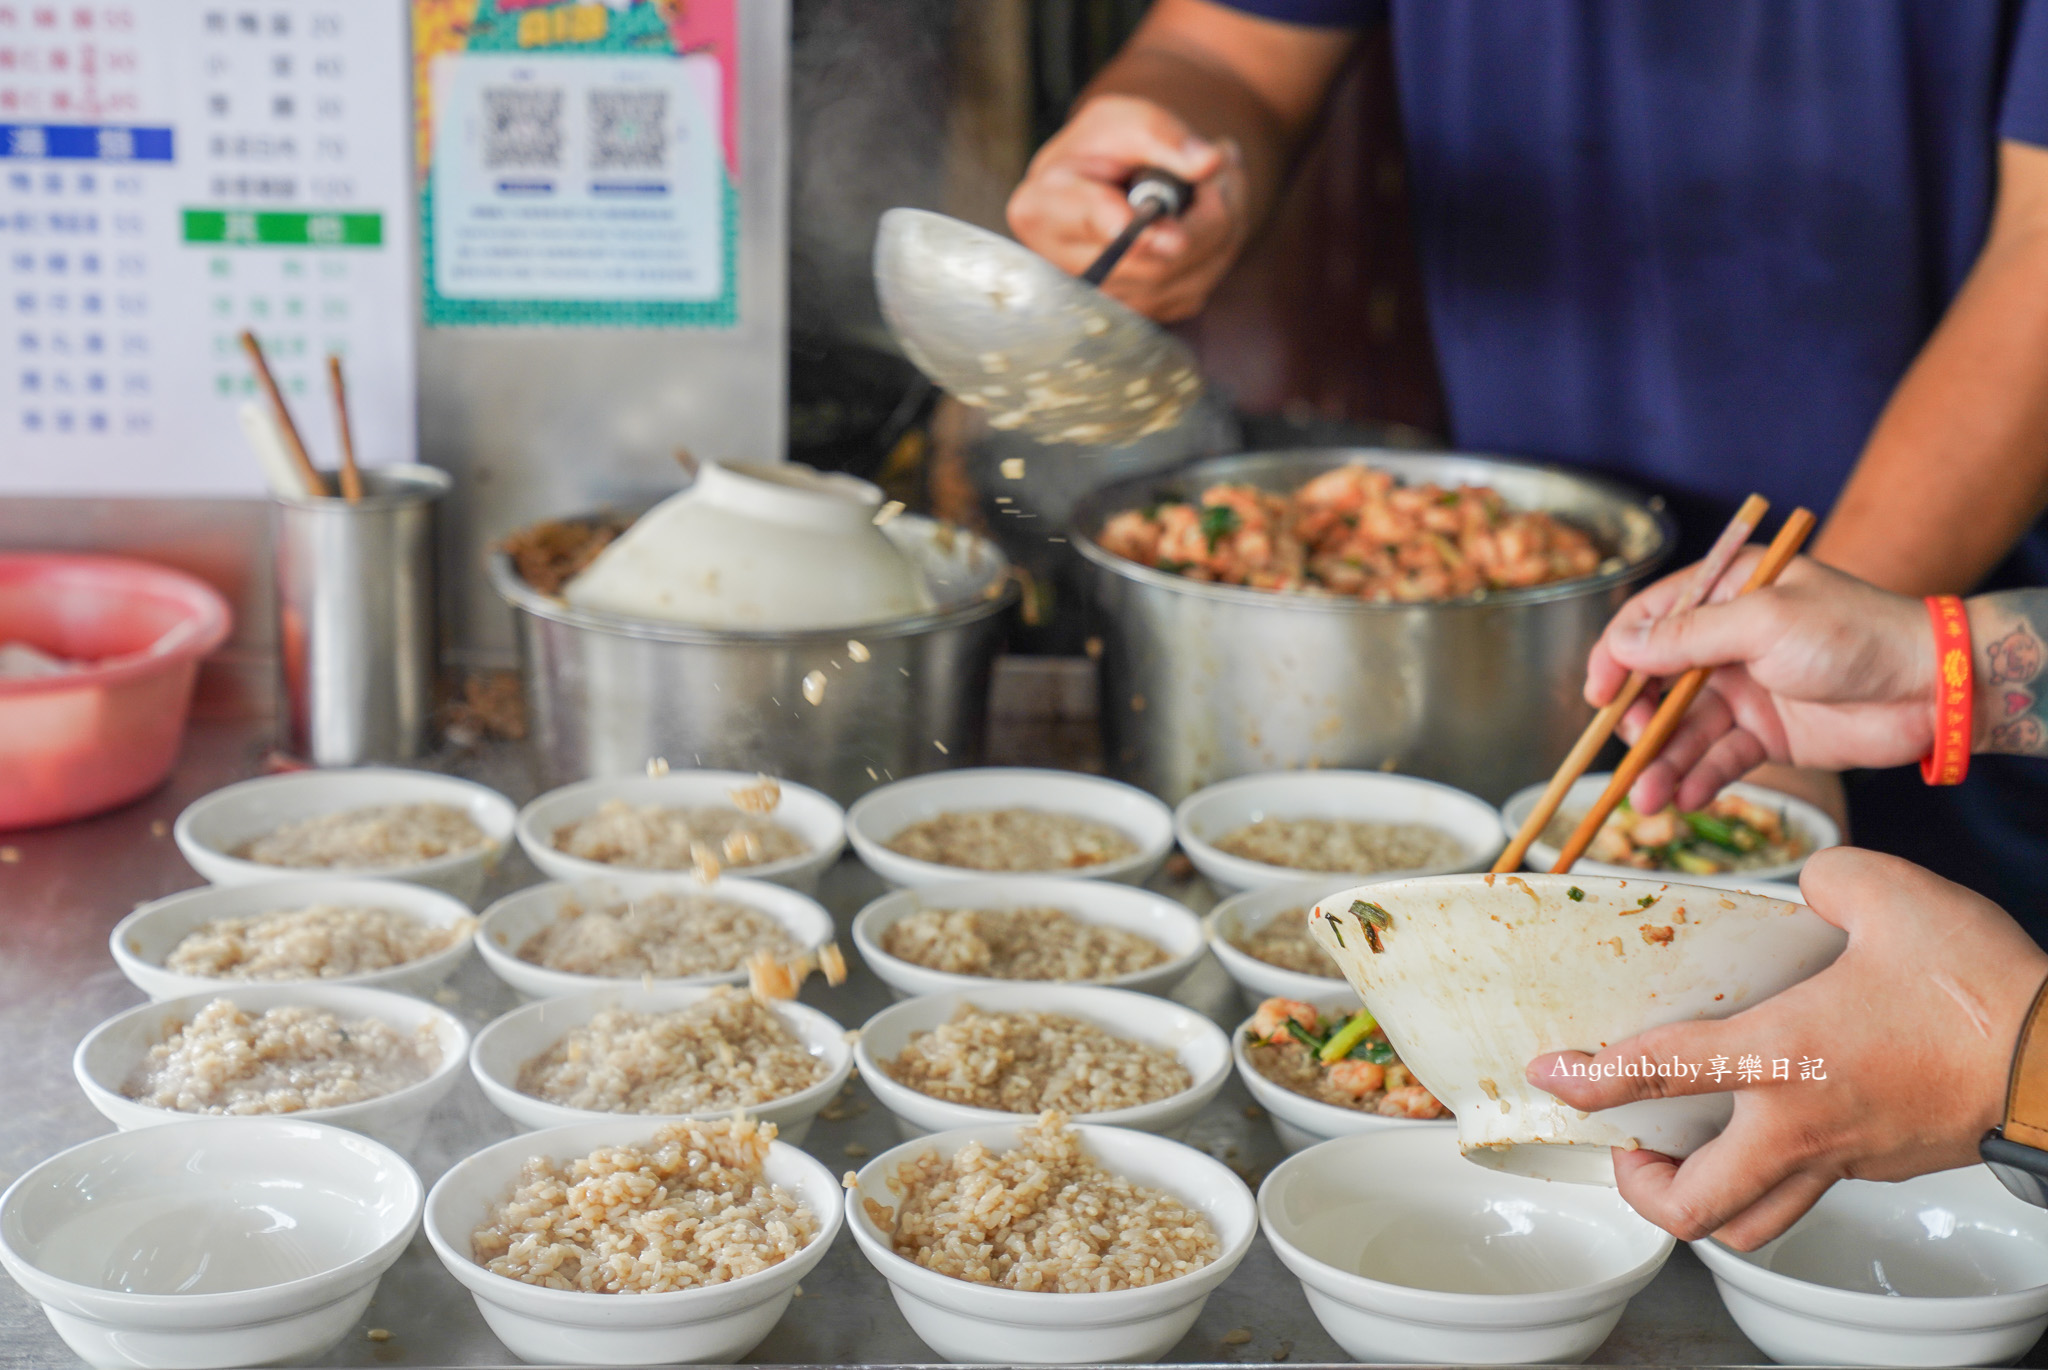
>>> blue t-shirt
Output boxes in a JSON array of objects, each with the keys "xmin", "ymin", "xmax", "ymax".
[{"xmin": 1221, "ymin": 0, "xmax": 2048, "ymax": 918}]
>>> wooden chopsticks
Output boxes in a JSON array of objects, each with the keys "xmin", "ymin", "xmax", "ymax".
[
  {"xmin": 239, "ymin": 329, "xmax": 329, "ymax": 498},
  {"xmin": 1546, "ymin": 507, "xmax": 1816, "ymax": 874},
  {"xmin": 1492, "ymin": 494, "xmax": 1770, "ymax": 874},
  {"xmin": 327, "ymin": 354, "xmax": 364, "ymax": 503}
]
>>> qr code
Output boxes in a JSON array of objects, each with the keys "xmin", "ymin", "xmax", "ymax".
[
  {"xmin": 482, "ymin": 87, "xmax": 565, "ymax": 170},
  {"xmin": 589, "ymin": 89, "xmax": 667, "ymax": 171}
]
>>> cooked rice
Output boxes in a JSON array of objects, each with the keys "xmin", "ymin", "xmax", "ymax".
[
  {"xmin": 879, "ymin": 1112, "xmax": 1219, "ymax": 1291},
  {"xmin": 883, "ymin": 808, "xmax": 1138, "ymax": 872},
  {"xmin": 163, "ymin": 903, "xmax": 470, "ymax": 981},
  {"xmin": 878, "ymin": 907, "xmax": 1169, "ymax": 981},
  {"xmin": 517, "ymin": 989, "xmax": 827, "ymax": 1113},
  {"xmin": 1227, "ymin": 907, "xmax": 1339, "ymax": 977},
  {"xmin": 517, "ymin": 891, "xmax": 800, "ymax": 979},
  {"xmin": 553, "ymin": 800, "xmax": 808, "ymax": 870},
  {"xmin": 235, "ymin": 802, "xmax": 488, "ymax": 869},
  {"xmin": 1212, "ymin": 817, "xmax": 1464, "ymax": 873},
  {"xmin": 471, "ymin": 1117, "xmax": 816, "ymax": 1293},
  {"xmin": 882, "ymin": 1005, "xmax": 1189, "ymax": 1113},
  {"xmin": 125, "ymin": 997, "xmax": 439, "ymax": 1114}
]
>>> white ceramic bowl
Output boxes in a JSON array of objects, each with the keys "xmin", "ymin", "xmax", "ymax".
[
  {"xmin": 108, "ymin": 876, "xmax": 476, "ymax": 1002},
  {"xmin": 1308, "ymin": 873, "xmax": 1847, "ymax": 1184},
  {"xmin": 1260, "ymin": 1128, "xmax": 1673, "ymax": 1365},
  {"xmin": 851, "ymin": 877, "xmax": 1206, "ymax": 1000},
  {"xmin": 854, "ymin": 983, "xmax": 1232, "ymax": 1140},
  {"xmin": 0, "ymin": 1118, "xmax": 422, "ymax": 1370},
  {"xmin": 1500, "ymin": 775, "xmax": 1840, "ymax": 887},
  {"xmin": 845, "ymin": 1121, "xmax": 1257, "ymax": 1363},
  {"xmin": 1231, "ymin": 996, "xmax": 1451, "ymax": 1154},
  {"xmin": 468, "ymin": 985, "xmax": 852, "ymax": 1143},
  {"xmin": 423, "ymin": 1118, "xmax": 844, "ymax": 1365},
  {"xmin": 1175, "ymin": 770, "xmax": 1503, "ymax": 893},
  {"xmin": 1694, "ymin": 1165, "xmax": 2048, "ymax": 1367},
  {"xmin": 845, "ymin": 767, "xmax": 1175, "ymax": 888},
  {"xmin": 174, "ymin": 768, "xmax": 515, "ymax": 904},
  {"xmin": 516, "ymin": 771, "xmax": 846, "ymax": 894},
  {"xmin": 474, "ymin": 873, "xmax": 838, "ymax": 1001},
  {"xmin": 74, "ymin": 983, "xmax": 471, "ymax": 1156},
  {"xmin": 1203, "ymin": 879, "xmax": 1360, "ymax": 1013}
]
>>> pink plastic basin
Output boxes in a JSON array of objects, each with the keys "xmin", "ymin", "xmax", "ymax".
[{"xmin": 0, "ymin": 554, "xmax": 233, "ymax": 830}]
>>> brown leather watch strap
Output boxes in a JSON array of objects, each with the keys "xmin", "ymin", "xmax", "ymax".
[{"xmin": 2005, "ymin": 973, "xmax": 2048, "ymax": 1148}]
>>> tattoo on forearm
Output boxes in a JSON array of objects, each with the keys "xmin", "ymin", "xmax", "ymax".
[{"xmin": 1976, "ymin": 595, "xmax": 2048, "ymax": 757}]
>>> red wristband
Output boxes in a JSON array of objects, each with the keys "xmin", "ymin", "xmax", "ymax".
[{"xmin": 1922, "ymin": 594, "xmax": 1972, "ymax": 786}]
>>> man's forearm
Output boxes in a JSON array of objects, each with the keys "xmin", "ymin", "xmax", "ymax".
[
  {"xmin": 1813, "ymin": 142, "xmax": 2048, "ymax": 595},
  {"xmin": 1970, "ymin": 590, "xmax": 2048, "ymax": 757}
]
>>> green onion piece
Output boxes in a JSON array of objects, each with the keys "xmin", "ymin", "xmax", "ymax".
[
  {"xmin": 1283, "ymin": 1018, "xmax": 1327, "ymax": 1052},
  {"xmin": 1318, "ymin": 1009, "xmax": 1379, "ymax": 1064},
  {"xmin": 1351, "ymin": 900, "xmax": 1393, "ymax": 929},
  {"xmin": 1324, "ymin": 912, "xmax": 1345, "ymax": 948},
  {"xmin": 1670, "ymin": 846, "xmax": 1723, "ymax": 875},
  {"xmin": 1199, "ymin": 503, "xmax": 1241, "ymax": 550},
  {"xmin": 1567, "ymin": 886, "xmax": 1585, "ymax": 901},
  {"xmin": 1359, "ymin": 1039, "xmax": 1398, "ymax": 1065},
  {"xmin": 1638, "ymin": 894, "xmax": 1659, "ymax": 908},
  {"xmin": 1682, "ymin": 811, "xmax": 1744, "ymax": 850}
]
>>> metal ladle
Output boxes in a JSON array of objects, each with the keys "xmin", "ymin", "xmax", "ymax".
[{"xmin": 873, "ymin": 170, "xmax": 1204, "ymax": 447}]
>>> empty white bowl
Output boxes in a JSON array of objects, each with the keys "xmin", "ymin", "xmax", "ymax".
[
  {"xmin": 845, "ymin": 1121, "xmax": 1257, "ymax": 1363},
  {"xmin": 174, "ymin": 768, "xmax": 515, "ymax": 904},
  {"xmin": 423, "ymin": 1118, "xmax": 844, "ymax": 1365},
  {"xmin": 1309, "ymin": 872, "xmax": 1847, "ymax": 1184},
  {"xmin": 474, "ymin": 873, "xmax": 838, "ymax": 1001},
  {"xmin": 1261, "ymin": 1128, "xmax": 1673, "ymax": 1364},
  {"xmin": 854, "ymin": 983, "xmax": 1232, "ymax": 1139},
  {"xmin": 0, "ymin": 1118, "xmax": 422, "ymax": 1370},
  {"xmin": 468, "ymin": 984, "xmax": 851, "ymax": 1142},
  {"xmin": 845, "ymin": 767, "xmax": 1175, "ymax": 888},
  {"xmin": 1694, "ymin": 1165, "xmax": 2048, "ymax": 1367},
  {"xmin": 1175, "ymin": 770, "xmax": 1503, "ymax": 893},
  {"xmin": 851, "ymin": 877, "xmax": 1206, "ymax": 1000},
  {"xmin": 108, "ymin": 876, "xmax": 476, "ymax": 1002},
  {"xmin": 516, "ymin": 771, "xmax": 846, "ymax": 894},
  {"xmin": 1204, "ymin": 879, "xmax": 1360, "ymax": 1012},
  {"xmin": 74, "ymin": 982, "xmax": 471, "ymax": 1156},
  {"xmin": 1231, "ymin": 996, "xmax": 1450, "ymax": 1154},
  {"xmin": 1500, "ymin": 775, "xmax": 1840, "ymax": 888}
]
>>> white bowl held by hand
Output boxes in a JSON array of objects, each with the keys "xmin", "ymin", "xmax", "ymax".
[
  {"xmin": 845, "ymin": 1122, "xmax": 1257, "ymax": 1364},
  {"xmin": 109, "ymin": 877, "xmax": 476, "ymax": 1001},
  {"xmin": 1231, "ymin": 996, "xmax": 1450, "ymax": 1155},
  {"xmin": 1500, "ymin": 775, "xmax": 1839, "ymax": 888},
  {"xmin": 423, "ymin": 1118, "xmax": 843, "ymax": 1365},
  {"xmin": 0, "ymin": 1118, "xmax": 421, "ymax": 1370},
  {"xmin": 468, "ymin": 985, "xmax": 851, "ymax": 1143},
  {"xmin": 1260, "ymin": 1128, "xmax": 1673, "ymax": 1365},
  {"xmin": 1308, "ymin": 873, "xmax": 1847, "ymax": 1184},
  {"xmin": 855, "ymin": 983, "xmax": 1231, "ymax": 1139},
  {"xmin": 1694, "ymin": 1165, "xmax": 2048, "ymax": 1367}
]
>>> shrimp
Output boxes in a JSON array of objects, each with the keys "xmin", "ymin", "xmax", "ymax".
[
  {"xmin": 1097, "ymin": 509, "xmax": 1163, "ymax": 565},
  {"xmin": 1377, "ymin": 1085, "xmax": 1448, "ymax": 1119},
  {"xmin": 1324, "ymin": 1058, "xmax": 1387, "ymax": 1099},
  {"xmin": 1251, "ymin": 997, "xmax": 1320, "ymax": 1043},
  {"xmin": 1627, "ymin": 808, "xmax": 1682, "ymax": 847}
]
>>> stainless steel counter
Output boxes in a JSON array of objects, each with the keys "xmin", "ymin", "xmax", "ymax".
[{"xmin": 0, "ymin": 718, "xmax": 1923, "ymax": 1368}]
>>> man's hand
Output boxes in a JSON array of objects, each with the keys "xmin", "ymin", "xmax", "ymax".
[
  {"xmin": 1529, "ymin": 849, "xmax": 2046, "ymax": 1250},
  {"xmin": 1585, "ymin": 552, "xmax": 1935, "ymax": 814}
]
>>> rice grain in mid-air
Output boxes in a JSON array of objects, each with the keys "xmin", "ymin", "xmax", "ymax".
[{"xmin": 802, "ymin": 671, "xmax": 828, "ymax": 706}]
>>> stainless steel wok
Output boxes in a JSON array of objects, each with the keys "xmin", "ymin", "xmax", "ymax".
[{"xmin": 1070, "ymin": 449, "xmax": 1675, "ymax": 804}]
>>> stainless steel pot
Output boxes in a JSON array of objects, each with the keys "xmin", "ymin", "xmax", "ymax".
[
  {"xmin": 1071, "ymin": 449, "xmax": 1674, "ymax": 804},
  {"xmin": 490, "ymin": 516, "xmax": 1017, "ymax": 803}
]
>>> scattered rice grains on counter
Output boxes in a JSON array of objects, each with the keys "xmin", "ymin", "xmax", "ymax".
[
  {"xmin": 471, "ymin": 1118, "xmax": 817, "ymax": 1294},
  {"xmin": 883, "ymin": 808, "xmax": 1137, "ymax": 872},
  {"xmin": 882, "ymin": 1004, "xmax": 1190, "ymax": 1113},
  {"xmin": 551, "ymin": 798, "xmax": 807, "ymax": 871},
  {"xmin": 234, "ymin": 803, "xmax": 488, "ymax": 870},
  {"xmin": 879, "ymin": 906, "xmax": 1168, "ymax": 981},
  {"xmin": 164, "ymin": 903, "xmax": 470, "ymax": 981},
  {"xmin": 516, "ymin": 989, "xmax": 827, "ymax": 1113},
  {"xmin": 516, "ymin": 890, "xmax": 799, "ymax": 980},
  {"xmin": 125, "ymin": 998, "xmax": 439, "ymax": 1114},
  {"xmin": 881, "ymin": 1112, "xmax": 1219, "ymax": 1292}
]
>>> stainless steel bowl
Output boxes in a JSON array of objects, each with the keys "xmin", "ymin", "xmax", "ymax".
[
  {"xmin": 1071, "ymin": 449, "xmax": 1674, "ymax": 804},
  {"xmin": 490, "ymin": 516, "xmax": 1018, "ymax": 803}
]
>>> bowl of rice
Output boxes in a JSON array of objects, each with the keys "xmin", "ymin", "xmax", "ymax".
[
  {"xmin": 1232, "ymin": 995, "xmax": 1453, "ymax": 1154},
  {"xmin": 468, "ymin": 984, "xmax": 852, "ymax": 1142},
  {"xmin": 109, "ymin": 876, "xmax": 477, "ymax": 1002},
  {"xmin": 174, "ymin": 768, "xmax": 516, "ymax": 904},
  {"xmin": 73, "ymin": 983, "xmax": 470, "ymax": 1155},
  {"xmin": 845, "ymin": 1113, "xmax": 1257, "ymax": 1364},
  {"xmin": 1174, "ymin": 770, "xmax": 1502, "ymax": 893},
  {"xmin": 1204, "ymin": 879, "xmax": 1363, "ymax": 1012},
  {"xmin": 854, "ymin": 983, "xmax": 1232, "ymax": 1140},
  {"xmin": 422, "ymin": 1116, "xmax": 842, "ymax": 1365},
  {"xmin": 851, "ymin": 877, "xmax": 1205, "ymax": 1001},
  {"xmin": 516, "ymin": 771, "xmax": 845, "ymax": 894},
  {"xmin": 845, "ymin": 767, "xmax": 1175, "ymax": 889},
  {"xmin": 475, "ymin": 873, "xmax": 837, "ymax": 1001}
]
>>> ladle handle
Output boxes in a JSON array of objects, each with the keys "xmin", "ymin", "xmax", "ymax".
[{"xmin": 1081, "ymin": 167, "xmax": 1195, "ymax": 287}]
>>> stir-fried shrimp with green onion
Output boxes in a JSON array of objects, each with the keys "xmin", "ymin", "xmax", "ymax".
[{"xmin": 1243, "ymin": 997, "xmax": 1448, "ymax": 1118}]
